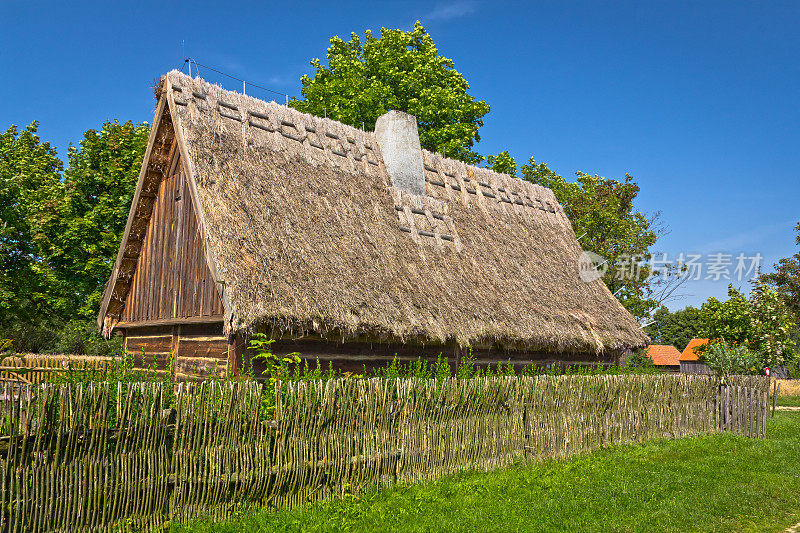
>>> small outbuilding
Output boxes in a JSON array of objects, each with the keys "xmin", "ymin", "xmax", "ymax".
[
  {"xmin": 97, "ymin": 71, "xmax": 647, "ymax": 378},
  {"xmin": 679, "ymin": 338, "xmax": 712, "ymax": 374},
  {"xmin": 645, "ymin": 344, "xmax": 681, "ymax": 373}
]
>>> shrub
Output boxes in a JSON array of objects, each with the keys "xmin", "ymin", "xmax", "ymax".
[
  {"xmin": 625, "ymin": 349, "xmax": 661, "ymax": 372},
  {"xmin": 701, "ymin": 339, "xmax": 761, "ymax": 378},
  {"xmin": 52, "ymin": 319, "xmax": 124, "ymax": 357}
]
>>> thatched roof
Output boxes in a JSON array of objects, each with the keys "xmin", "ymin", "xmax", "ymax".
[{"xmin": 100, "ymin": 70, "xmax": 648, "ymax": 353}]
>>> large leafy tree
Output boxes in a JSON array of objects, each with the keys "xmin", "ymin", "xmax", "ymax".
[
  {"xmin": 0, "ymin": 123, "xmax": 64, "ymax": 350},
  {"xmin": 700, "ymin": 284, "xmax": 796, "ymax": 368},
  {"xmin": 0, "ymin": 120, "xmax": 148, "ymax": 352},
  {"xmin": 47, "ymin": 121, "xmax": 150, "ymax": 319},
  {"xmin": 644, "ymin": 305, "xmax": 703, "ymax": 351},
  {"xmin": 758, "ymin": 222, "xmax": 800, "ymax": 319},
  {"xmin": 485, "ymin": 150, "xmax": 517, "ymax": 177},
  {"xmin": 290, "ymin": 21, "xmax": 490, "ymax": 164}
]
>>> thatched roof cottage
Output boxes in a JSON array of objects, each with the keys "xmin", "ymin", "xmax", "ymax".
[{"xmin": 98, "ymin": 71, "xmax": 647, "ymax": 377}]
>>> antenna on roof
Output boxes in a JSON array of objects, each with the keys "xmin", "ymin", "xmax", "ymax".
[{"xmin": 182, "ymin": 57, "xmax": 292, "ymax": 103}]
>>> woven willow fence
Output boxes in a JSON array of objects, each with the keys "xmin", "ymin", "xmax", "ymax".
[
  {"xmin": 0, "ymin": 355, "xmax": 112, "ymax": 384},
  {"xmin": 0, "ymin": 374, "xmax": 768, "ymax": 531}
]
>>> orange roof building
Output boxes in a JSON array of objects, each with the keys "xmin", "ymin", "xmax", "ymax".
[
  {"xmin": 645, "ymin": 345, "xmax": 681, "ymax": 371},
  {"xmin": 680, "ymin": 338, "xmax": 709, "ymax": 361},
  {"xmin": 679, "ymin": 338, "xmax": 712, "ymax": 374}
]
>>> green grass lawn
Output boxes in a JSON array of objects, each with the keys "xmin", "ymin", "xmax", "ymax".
[
  {"xmin": 777, "ymin": 395, "xmax": 800, "ymax": 407},
  {"xmin": 179, "ymin": 413, "xmax": 800, "ymax": 533}
]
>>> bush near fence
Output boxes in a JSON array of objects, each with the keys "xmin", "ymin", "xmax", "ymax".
[{"xmin": 0, "ymin": 374, "xmax": 769, "ymax": 531}]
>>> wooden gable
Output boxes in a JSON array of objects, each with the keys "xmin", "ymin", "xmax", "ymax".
[
  {"xmin": 99, "ymin": 87, "xmax": 226, "ymax": 333},
  {"xmin": 119, "ymin": 151, "xmax": 224, "ymax": 325}
]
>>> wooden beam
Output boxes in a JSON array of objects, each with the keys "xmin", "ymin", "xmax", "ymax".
[{"xmin": 116, "ymin": 316, "xmax": 224, "ymax": 329}]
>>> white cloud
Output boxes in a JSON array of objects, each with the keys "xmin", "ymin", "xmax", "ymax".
[{"xmin": 424, "ymin": 1, "xmax": 478, "ymax": 21}]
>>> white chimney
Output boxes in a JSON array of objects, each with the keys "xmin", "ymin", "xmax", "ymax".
[{"xmin": 374, "ymin": 110, "xmax": 426, "ymax": 196}]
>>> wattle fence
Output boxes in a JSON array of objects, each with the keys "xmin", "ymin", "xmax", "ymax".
[{"xmin": 0, "ymin": 374, "xmax": 768, "ymax": 531}]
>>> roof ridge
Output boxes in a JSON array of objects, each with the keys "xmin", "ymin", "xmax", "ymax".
[
  {"xmin": 166, "ymin": 70, "xmax": 560, "ymax": 211},
  {"xmin": 167, "ymin": 69, "xmax": 375, "ymax": 142}
]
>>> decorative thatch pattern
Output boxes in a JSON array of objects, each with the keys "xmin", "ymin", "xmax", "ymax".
[{"xmin": 115, "ymin": 71, "xmax": 648, "ymax": 353}]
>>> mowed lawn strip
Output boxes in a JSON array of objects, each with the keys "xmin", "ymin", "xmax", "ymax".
[
  {"xmin": 179, "ymin": 413, "xmax": 800, "ymax": 533},
  {"xmin": 777, "ymin": 395, "xmax": 800, "ymax": 407}
]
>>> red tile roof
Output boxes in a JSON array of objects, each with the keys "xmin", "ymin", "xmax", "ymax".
[
  {"xmin": 680, "ymin": 338, "xmax": 709, "ymax": 361},
  {"xmin": 646, "ymin": 345, "xmax": 682, "ymax": 366}
]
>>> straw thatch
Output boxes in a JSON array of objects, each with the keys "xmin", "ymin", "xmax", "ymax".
[{"xmin": 100, "ymin": 70, "xmax": 648, "ymax": 354}]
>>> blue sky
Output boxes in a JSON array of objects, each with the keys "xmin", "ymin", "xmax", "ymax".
[{"xmin": 2, "ymin": 1, "xmax": 798, "ymax": 311}]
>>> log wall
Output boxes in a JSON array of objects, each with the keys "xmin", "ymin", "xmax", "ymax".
[
  {"xmin": 122, "ymin": 323, "xmax": 230, "ymax": 379},
  {"xmin": 251, "ymin": 338, "xmax": 623, "ymax": 375}
]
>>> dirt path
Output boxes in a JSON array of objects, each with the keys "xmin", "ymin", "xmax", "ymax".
[
  {"xmin": 776, "ymin": 406, "xmax": 800, "ymax": 411},
  {"xmin": 785, "ymin": 521, "xmax": 800, "ymax": 532}
]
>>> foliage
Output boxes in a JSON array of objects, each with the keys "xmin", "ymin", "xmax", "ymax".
[
  {"xmin": 624, "ymin": 349, "xmax": 660, "ymax": 372},
  {"xmin": 51, "ymin": 121, "xmax": 149, "ymax": 319},
  {"xmin": 247, "ymin": 333, "xmax": 301, "ymax": 385},
  {"xmin": 700, "ymin": 339, "xmax": 761, "ymax": 378},
  {"xmin": 644, "ymin": 305, "xmax": 704, "ymax": 350},
  {"xmin": 0, "ymin": 338, "xmax": 12, "ymax": 354},
  {"xmin": 290, "ymin": 21, "xmax": 490, "ymax": 165},
  {"xmin": 179, "ymin": 414, "xmax": 800, "ymax": 533},
  {"xmin": 758, "ymin": 222, "xmax": 800, "ymax": 320},
  {"xmin": 52, "ymin": 319, "xmax": 124, "ymax": 357},
  {"xmin": 700, "ymin": 284, "xmax": 796, "ymax": 368},
  {"xmin": 0, "ymin": 122, "xmax": 63, "ymax": 339},
  {"xmin": 520, "ymin": 159, "xmax": 660, "ymax": 319},
  {"xmin": 787, "ymin": 358, "xmax": 800, "ymax": 379},
  {"xmin": 758, "ymin": 222, "xmax": 800, "ymax": 364},
  {"xmin": 485, "ymin": 150, "xmax": 517, "ymax": 177},
  {"xmin": 246, "ymin": 334, "xmax": 302, "ymax": 416},
  {"xmin": 0, "ymin": 120, "xmax": 148, "ymax": 352}
]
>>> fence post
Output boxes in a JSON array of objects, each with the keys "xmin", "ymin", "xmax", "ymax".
[{"xmin": 772, "ymin": 381, "xmax": 780, "ymax": 418}]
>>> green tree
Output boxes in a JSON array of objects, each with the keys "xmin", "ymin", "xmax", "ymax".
[
  {"xmin": 700, "ymin": 284, "xmax": 796, "ymax": 368},
  {"xmin": 758, "ymin": 222, "xmax": 800, "ymax": 319},
  {"xmin": 47, "ymin": 121, "xmax": 150, "ymax": 319},
  {"xmin": 0, "ymin": 120, "xmax": 148, "ymax": 353},
  {"xmin": 520, "ymin": 159, "xmax": 661, "ymax": 319},
  {"xmin": 701, "ymin": 339, "xmax": 761, "ymax": 378},
  {"xmin": 290, "ymin": 21, "xmax": 490, "ymax": 164},
  {"xmin": 486, "ymin": 150, "xmax": 517, "ymax": 177},
  {"xmin": 0, "ymin": 122, "xmax": 63, "ymax": 349},
  {"xmin": 644, "ymin": 305, "xmax": 703, "ymax": 351}
]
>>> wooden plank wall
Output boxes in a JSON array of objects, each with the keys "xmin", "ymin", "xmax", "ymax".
[
  {"xmin": 123, "ymin": 323, "xmax": 229, "ymax": 378},
  {"xmin": 120, "ymin": 153, "xmax": 223, "ymax": 324},
  {"xmin": 255, "ymin": 338, "xmax": 622, "ymax": 375}
]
